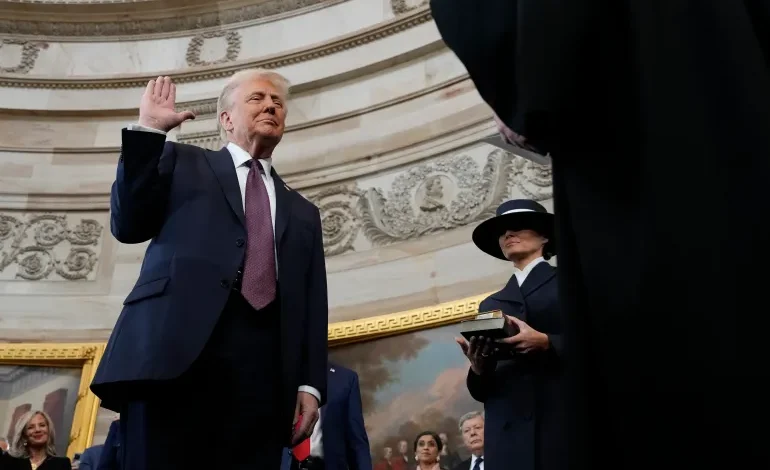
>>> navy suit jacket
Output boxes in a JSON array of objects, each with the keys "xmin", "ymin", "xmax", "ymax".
[
  {"xmin": 282, "ymin": 363, "xmax": 372, "ymax": 470},
  {"xmin": 78, "ymin": 445, "xmax": 103, "ymax": 470},
  {"xmin": 90, "ymin": 130, "xmax": 329, "ymax": 430},
  {"xmin": 96, "ymin": 420, "xmax": 121, "ymax": 470}
]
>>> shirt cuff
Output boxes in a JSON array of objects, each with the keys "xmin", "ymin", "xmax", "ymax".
[
  {"xmin": 298, "ymin": 385, "xmax": 321, "ymax": 404},
  {"xmin": 127, "ymin": 123, "xmax": 168, "ymax": 135}
]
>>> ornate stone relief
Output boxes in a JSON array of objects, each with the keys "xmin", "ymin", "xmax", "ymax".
[
  {"xmin": 0, "ymin": 0, "xmax": 340, "ymax": 38},
  {"xmin": 186, "ymin": 31, "xmax": 242, "ymax": 67},
  {"xmin": 0, "ymin": 214, "xmax": 104, "ymax": 281},
  {"xmin": 304, "ymin": 148, "xmax": 552, "ymax": 256},
  {"xmin": 390, "ymin": 0, "xmax": 428, "ymax": 15},
  {"xmin": 0, "ymin": 39, "xmax": 47, "ymax": 74}
]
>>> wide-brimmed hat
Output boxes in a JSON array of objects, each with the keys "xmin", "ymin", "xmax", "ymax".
[{"xmin": 472, "ymin": 199, "xmax": 555, "ymax": 260}]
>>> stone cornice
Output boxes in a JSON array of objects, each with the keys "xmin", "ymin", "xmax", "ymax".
[
  {"xmin": 0, "ymin": 8, "xmax": 433, "ymax": 89},
  {"xmin": 0, "ymin": 0, "xmax": 344, "ymax": 40}
]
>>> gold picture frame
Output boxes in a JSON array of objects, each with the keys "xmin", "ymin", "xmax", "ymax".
[
  {"xmin": 327, "ymin": 292, "xmax": 491, "ymax": 346},
  {"xmin": 0, "ymin": 342, "xmax": 105, "ymax": 459}
]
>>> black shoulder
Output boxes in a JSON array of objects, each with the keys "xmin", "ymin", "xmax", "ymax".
[{"xmin": 171, "ymin": 141, "xmax": 207, "ymax": 156}]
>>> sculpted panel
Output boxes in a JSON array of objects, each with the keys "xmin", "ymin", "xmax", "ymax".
[
  {"xmin": 0, "ymin": 39, "xmax": 48, "ymax": 74},
  {"xmin": 0, "ymin": 213, "xmax": 105, "ymax": 281},
  {"xmin": 185, "ymin": 31, "xmax": 242, "ymax": 67}
]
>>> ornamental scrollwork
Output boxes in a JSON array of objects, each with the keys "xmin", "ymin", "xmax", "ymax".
[
  {"xmin": 0, "ymin": 39, "xmax": 48, "ymax": 74},
  {"xmin": 390, "ymin": 0, "xmax": 428, "ymax": 15},
  {"xmin": 358, "ymin": 150, "xmax": 514, "ymax": 246},
  {"xmin": 0, "ymin": 214, "xmax": 103, "ymax": 281},
  {"xmin": 305, "ymin": 185, "xmax": 364, "ymax": 256},
  {"xmin": 186, "ymin": 31, "xmax": 242, "ymax": 67}
]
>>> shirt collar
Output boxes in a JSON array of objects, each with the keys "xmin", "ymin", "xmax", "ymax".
[
  {"xmin": 513, "ymin": 256, "xmax": 544, "ymax": 275},
  {"xmin": 471, "ymin": 454, "xmax": 484, "ymax": 467},
  {"xmin": 226, "ymin": 142, "xmax": 272, "ymax": 175}
]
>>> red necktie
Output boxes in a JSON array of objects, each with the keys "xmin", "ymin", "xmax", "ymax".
[{"xmin": 240, "ymin": 160, "xmax": 277, "ymax": 310}]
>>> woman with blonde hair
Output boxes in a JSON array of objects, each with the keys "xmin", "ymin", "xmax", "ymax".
[{"xmin": 0, "ymin": 410, "xmax": 70, "ymax": 470}]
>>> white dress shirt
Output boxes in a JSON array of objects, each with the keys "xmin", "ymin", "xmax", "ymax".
[
  {"xmin": 126, "ymin": 124, "xmax": 320, "ymax": 404},
  {"xmin": 513, "ymin": 256, "xmax": 545, "ymax": 286},
  {"xmin": 309, "ymin": 406, "xmax": 324, "ymax": 457},
  {"xmin": 470, "ymin": 454, "xmax": 484, "ymax": 470}
]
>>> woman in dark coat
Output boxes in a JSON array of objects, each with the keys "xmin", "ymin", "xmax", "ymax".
[
  {"xmin": 0, "ymin": 410, "xmax": 71, "ymax": 470},
  {"xmin": 456, "ymin": 199, "xmax": 565, "ymax": 470}
]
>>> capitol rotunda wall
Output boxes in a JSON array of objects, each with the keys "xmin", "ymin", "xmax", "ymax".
[{"xmin": 0, "ymin": 0, "xmax": 554, "ymax": 343}]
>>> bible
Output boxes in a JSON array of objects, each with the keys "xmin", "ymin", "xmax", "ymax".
[{"xmin": 460, "ymin": 310, "xmax": 519, "ymax": 342}]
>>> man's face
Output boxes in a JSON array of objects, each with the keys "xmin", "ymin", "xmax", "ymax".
[
  {"xmin": 439, "ymin": 433, "xmax": 449, "ymax": 447},
  {"xmin": 0, "ymin": 440, "xmax": 7, "ymax": 451},
  {"xmin": 461, "ymin": 416, "xmax": 484, "ymax": 455},
  {"xmin": 383, "ymin": 447, "xmax": 392, "ymax": 459},
  {"xmin": 498, "ymin": 229, "xmax": 545, "ymax": 261},
  {"xmin": 398, "ymin": 440, "xmax": 408, "ymax": 454},
  {"xmin": 221, "ymin": 78, "xmax": 286, "ymax": 146}
]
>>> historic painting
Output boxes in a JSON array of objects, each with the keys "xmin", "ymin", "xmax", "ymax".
[
  {"xmin": 330, "ymin": 320, "xmax": 482, "ymax": 469},
  {"xmin": 0, "ymin": 365, "xmax": 81, "ymax": 456}
]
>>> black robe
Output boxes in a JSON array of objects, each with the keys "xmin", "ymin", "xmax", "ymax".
[{"xmin": 431, "ymin": 0, "xmax": 770, "ymax": 467}]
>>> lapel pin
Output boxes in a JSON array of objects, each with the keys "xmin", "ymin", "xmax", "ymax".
[{"xmin": 330, "ymin": 367, "xmax": 335, "ymax": 373}]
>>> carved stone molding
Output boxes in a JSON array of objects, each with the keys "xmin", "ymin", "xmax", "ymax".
[
  {"xmin": 0, "ymin": 8, "xmax": 433, "ymax": 89},
  {"xmin": 0, "ymin": 39, "xmax": 48, "ymax": 74},
  {"xmin": 303, "ymin": 148, "xmax": 552, "ymax": 256},
  {"xmin": 186, "ymin": 31, "xmax": 242, "ymax": 67},
  {"xmin": 391, "ymin": 0, "xmax": 428, "ymax": 15},
  {"xmin": 0, "ymin": 213, "xmax": 104, "ymax": 281},
  {"xmin": 0, "ymin": 0, "xmax": 339, "ymax": 39}
]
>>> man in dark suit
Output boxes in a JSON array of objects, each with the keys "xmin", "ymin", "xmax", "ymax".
[
  {"xmin": 77, "ymin": 444, "xmax": 103, "ymax": 470},
  {"xmin": 90, "ymin": 70, "xmax": 328, "ymax": 470},
  {"xmin": 282, "ymin": 362, "xmax": 372, "ymax": 470},
  {"xmin": 452, "ymin": 411, "xmax": 484, "ymax": 470},
  {"xmin": 96, "ymin": 419, "xmax": 121, "ymax": 470},
  {"xmin": 431, "ymin": 1, "xmax": 770, "ymax": 468},
  {"xmin": 455, "ymin": 200, "xmax": 564, "ymax": 470}
]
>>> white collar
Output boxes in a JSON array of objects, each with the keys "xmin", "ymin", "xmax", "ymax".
[
  {"xmin": 471, "ymin": 454, "xmax": 484, "ymax": 466},
  {"xmin": 226, "ymin": 142, "xmax": 273, "ymax": 175},
  {"xmin": 513, "ymin": 256, "xmax": 545, "ymax": 275}
]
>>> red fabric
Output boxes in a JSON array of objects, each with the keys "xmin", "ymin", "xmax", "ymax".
[{"xmin": 292, "ymin": 416, "xmax": 310, "ymax": 461}]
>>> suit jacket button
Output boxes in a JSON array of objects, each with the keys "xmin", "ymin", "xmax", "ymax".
[
  {"xmin": 236, "ymin": 238, "xmax": 245, "ymax": 247},
  {"xmin": 220, "ymin": 279, "xmax": 230, "ymax": 289}
]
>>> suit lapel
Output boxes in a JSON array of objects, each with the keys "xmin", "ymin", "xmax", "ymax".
[
  {"xmin": 490, "ymin": 273, "xmax": 525, "ymax": 306},
  {"xmin": 204, "ymin": 147, "xmax": 245, "ymax": 227},
  {"xmin": 271, "ymin": 170, "xmax": 294, "ymax": 249},
  {"xmin": 520, "ymin": 262, "xmax": 555, "ymax": 298}
]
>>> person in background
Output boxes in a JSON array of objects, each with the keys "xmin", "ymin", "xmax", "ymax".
[
  {"xmin": 96, "ymin": 418, "xmax": 121, "ymax": 470},
  {"xmin": 1, "ymin": 410, "xmax": 70, "ymax": 470},
  {"xmin": 437, "ymin": 433, "xmax": 460, "ymax": 470},
  {"xmin": 373, "ymin": 447, "xmax": 393, "ymax": 470},
  {"xmin": 452, "ymin": 412, "xmax": 484, "ymax": 470},
  {"xmin": 412, "ymin": 432, "xmax": 446, "ymax": 470},
  {"xmin": 455, "ymin": 199, "xmax": 565, "ymax": 470},
  {"xmin": 282, "ymin": 362, "xmax": 371, "ymax": 470},
  {"xmin": 89, "ymin": 69, "xmax": 329, "ymax": 470},
  {"xmin": 76, "ymin": 444, "xmax": 103, "ymax": 470},
  {"xmin": 0, "ymin": 437, "xmax": 9, "ymax": 454},
  {"xmin": 390, "ymin": 440, "xmax": 410, "ymax": 470}
]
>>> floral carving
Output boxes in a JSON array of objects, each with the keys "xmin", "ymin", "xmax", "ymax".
[
  {"xmin": 306, "ymin": 185, "xmax": 364, "ymax": 256},
  {"xmin": 0, "ymin": 214, "xmax": 103, "ymax": 281},
  {"xmin": 186, "ymin": 31, "xmax": 242, "ymax": 67},
  {"xmin": 390, "ymin": 0, "xmax": 428, "ymax": 15},
  {"xmin": 0, "ymin": 39, "xmax": 48, "ymax": 74},
  {"xmin": 358, "ymin": 150, "xmax": 514, "ymax": 245}
]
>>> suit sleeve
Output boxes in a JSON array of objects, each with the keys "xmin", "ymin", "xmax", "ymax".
[
  {"xmin": 110, "ymin": 128, "xmax": 176, "ymax": 244},
  {"xmin": 79, "ymin": 451, "xmax": 94, "ymax": 470},
  {"xmin": 345, "ymin": 371, "xmax": 372, "ymax": 470},
  {"xmin": 303, "ymin": 207, "xmax": 328, "ymax": 405},
  {"xmin": 465, "ymin": 298, "xmax": 496, "ymax": 403},
  {"xmin": 97, "ymin": 421, "xmax": 120, "ymax": 470}
]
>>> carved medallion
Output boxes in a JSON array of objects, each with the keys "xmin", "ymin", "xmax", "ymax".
[{"xmin": 186, "ymin": 31, "xmax": 242, "ymax": 67}]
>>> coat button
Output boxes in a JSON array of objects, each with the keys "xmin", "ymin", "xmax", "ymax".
[
  {"xmin": 220, "ymin": 279, "xmax": 230, "ymax": 289},
  {"xmin": 236, "ymin": 238, "xmax": 245, "ymax": 247}
]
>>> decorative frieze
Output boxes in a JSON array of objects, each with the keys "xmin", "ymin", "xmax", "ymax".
[
  {"xmin": 0, "ymin": 39, "xmax": 47, "ymax": 74},
  {"xmin": 186, "ymin": 31, "xmax": 242, "ymax": 67},
  {"xmin": 0, "ymin": 213, "xmax": 105, "ymax": 282},
  {"xmin": 391, "ymin": 0, "xmax": 428, "ymax": 15}
]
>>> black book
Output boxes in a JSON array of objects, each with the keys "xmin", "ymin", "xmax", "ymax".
[{"xmin": 460, "ymin": 311, "xmax": 519, "ymax": 341}]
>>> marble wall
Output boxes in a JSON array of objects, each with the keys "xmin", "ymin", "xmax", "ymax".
[{"xmin": 0, "ymin": 1, "xmax": 552, "ymax": 344}]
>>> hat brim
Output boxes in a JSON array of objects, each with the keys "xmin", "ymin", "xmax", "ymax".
[{"xmin": 472, "ymin": 212, "xmax": 555, "ymax": 260}]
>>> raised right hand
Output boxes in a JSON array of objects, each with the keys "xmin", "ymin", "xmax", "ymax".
[
  {"xmin": 138, "ymin": 76, "xmax": 196, "ymax": 132},
  {"xmin": 455, "ymin": 336, "xmax": 497, "ymax": 375}
]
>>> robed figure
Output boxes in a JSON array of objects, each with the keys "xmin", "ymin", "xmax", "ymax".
[{"xmin": 431, "ymin": 0, "xmax": 770, "ymax": 468}]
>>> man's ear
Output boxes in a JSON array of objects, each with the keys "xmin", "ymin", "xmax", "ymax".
[{"xmin": 219, "ymin": 110, "xmax": 232, "ymax": 133}]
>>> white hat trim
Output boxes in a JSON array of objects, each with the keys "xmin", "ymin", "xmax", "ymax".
[{"xmin": 501, "ymin": 208, "xmax": 536, "ymax": 215}]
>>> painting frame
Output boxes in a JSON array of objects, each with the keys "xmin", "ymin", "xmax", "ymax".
[
  {"xmin": 327, "ymin": 292, "xmax": 490, "ymax": 346},
  {"xmin": 0, "ymin": 342, "xmax": 105, "ymax": 459}
]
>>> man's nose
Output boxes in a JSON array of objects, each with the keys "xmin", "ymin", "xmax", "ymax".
[{"xmin": 264, "ymin": 103, "xmax": 276, "ymax": 114}]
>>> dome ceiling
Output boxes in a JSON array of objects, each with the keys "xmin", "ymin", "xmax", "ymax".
[{"xmin": 0, "ymin": 0, "xmax": 345, "ymax": 39}]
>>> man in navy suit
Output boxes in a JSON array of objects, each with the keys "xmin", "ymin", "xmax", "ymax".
[
  {"xmin": 90, "ymin": 70, "xmax": 328, "ymax": 470},
  {"xmin": 77, "ymin": 444, "xmax": 103, "ymax": 470},
  {"xmin": 282, "ymin": 362, "xmax": 372, "ymax": 470},
  {"xmin": 97, "ymin": 419, "xmax": 121, "ymax": 470}
]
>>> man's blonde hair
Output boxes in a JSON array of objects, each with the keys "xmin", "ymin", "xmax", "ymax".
[
  {"xmin": 216, "ymin": 68, "xmax": 291, "ymax": 143},
  {"xmin": 8, "ymin": 410, "xmax": 58, "ymax": 458}
]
